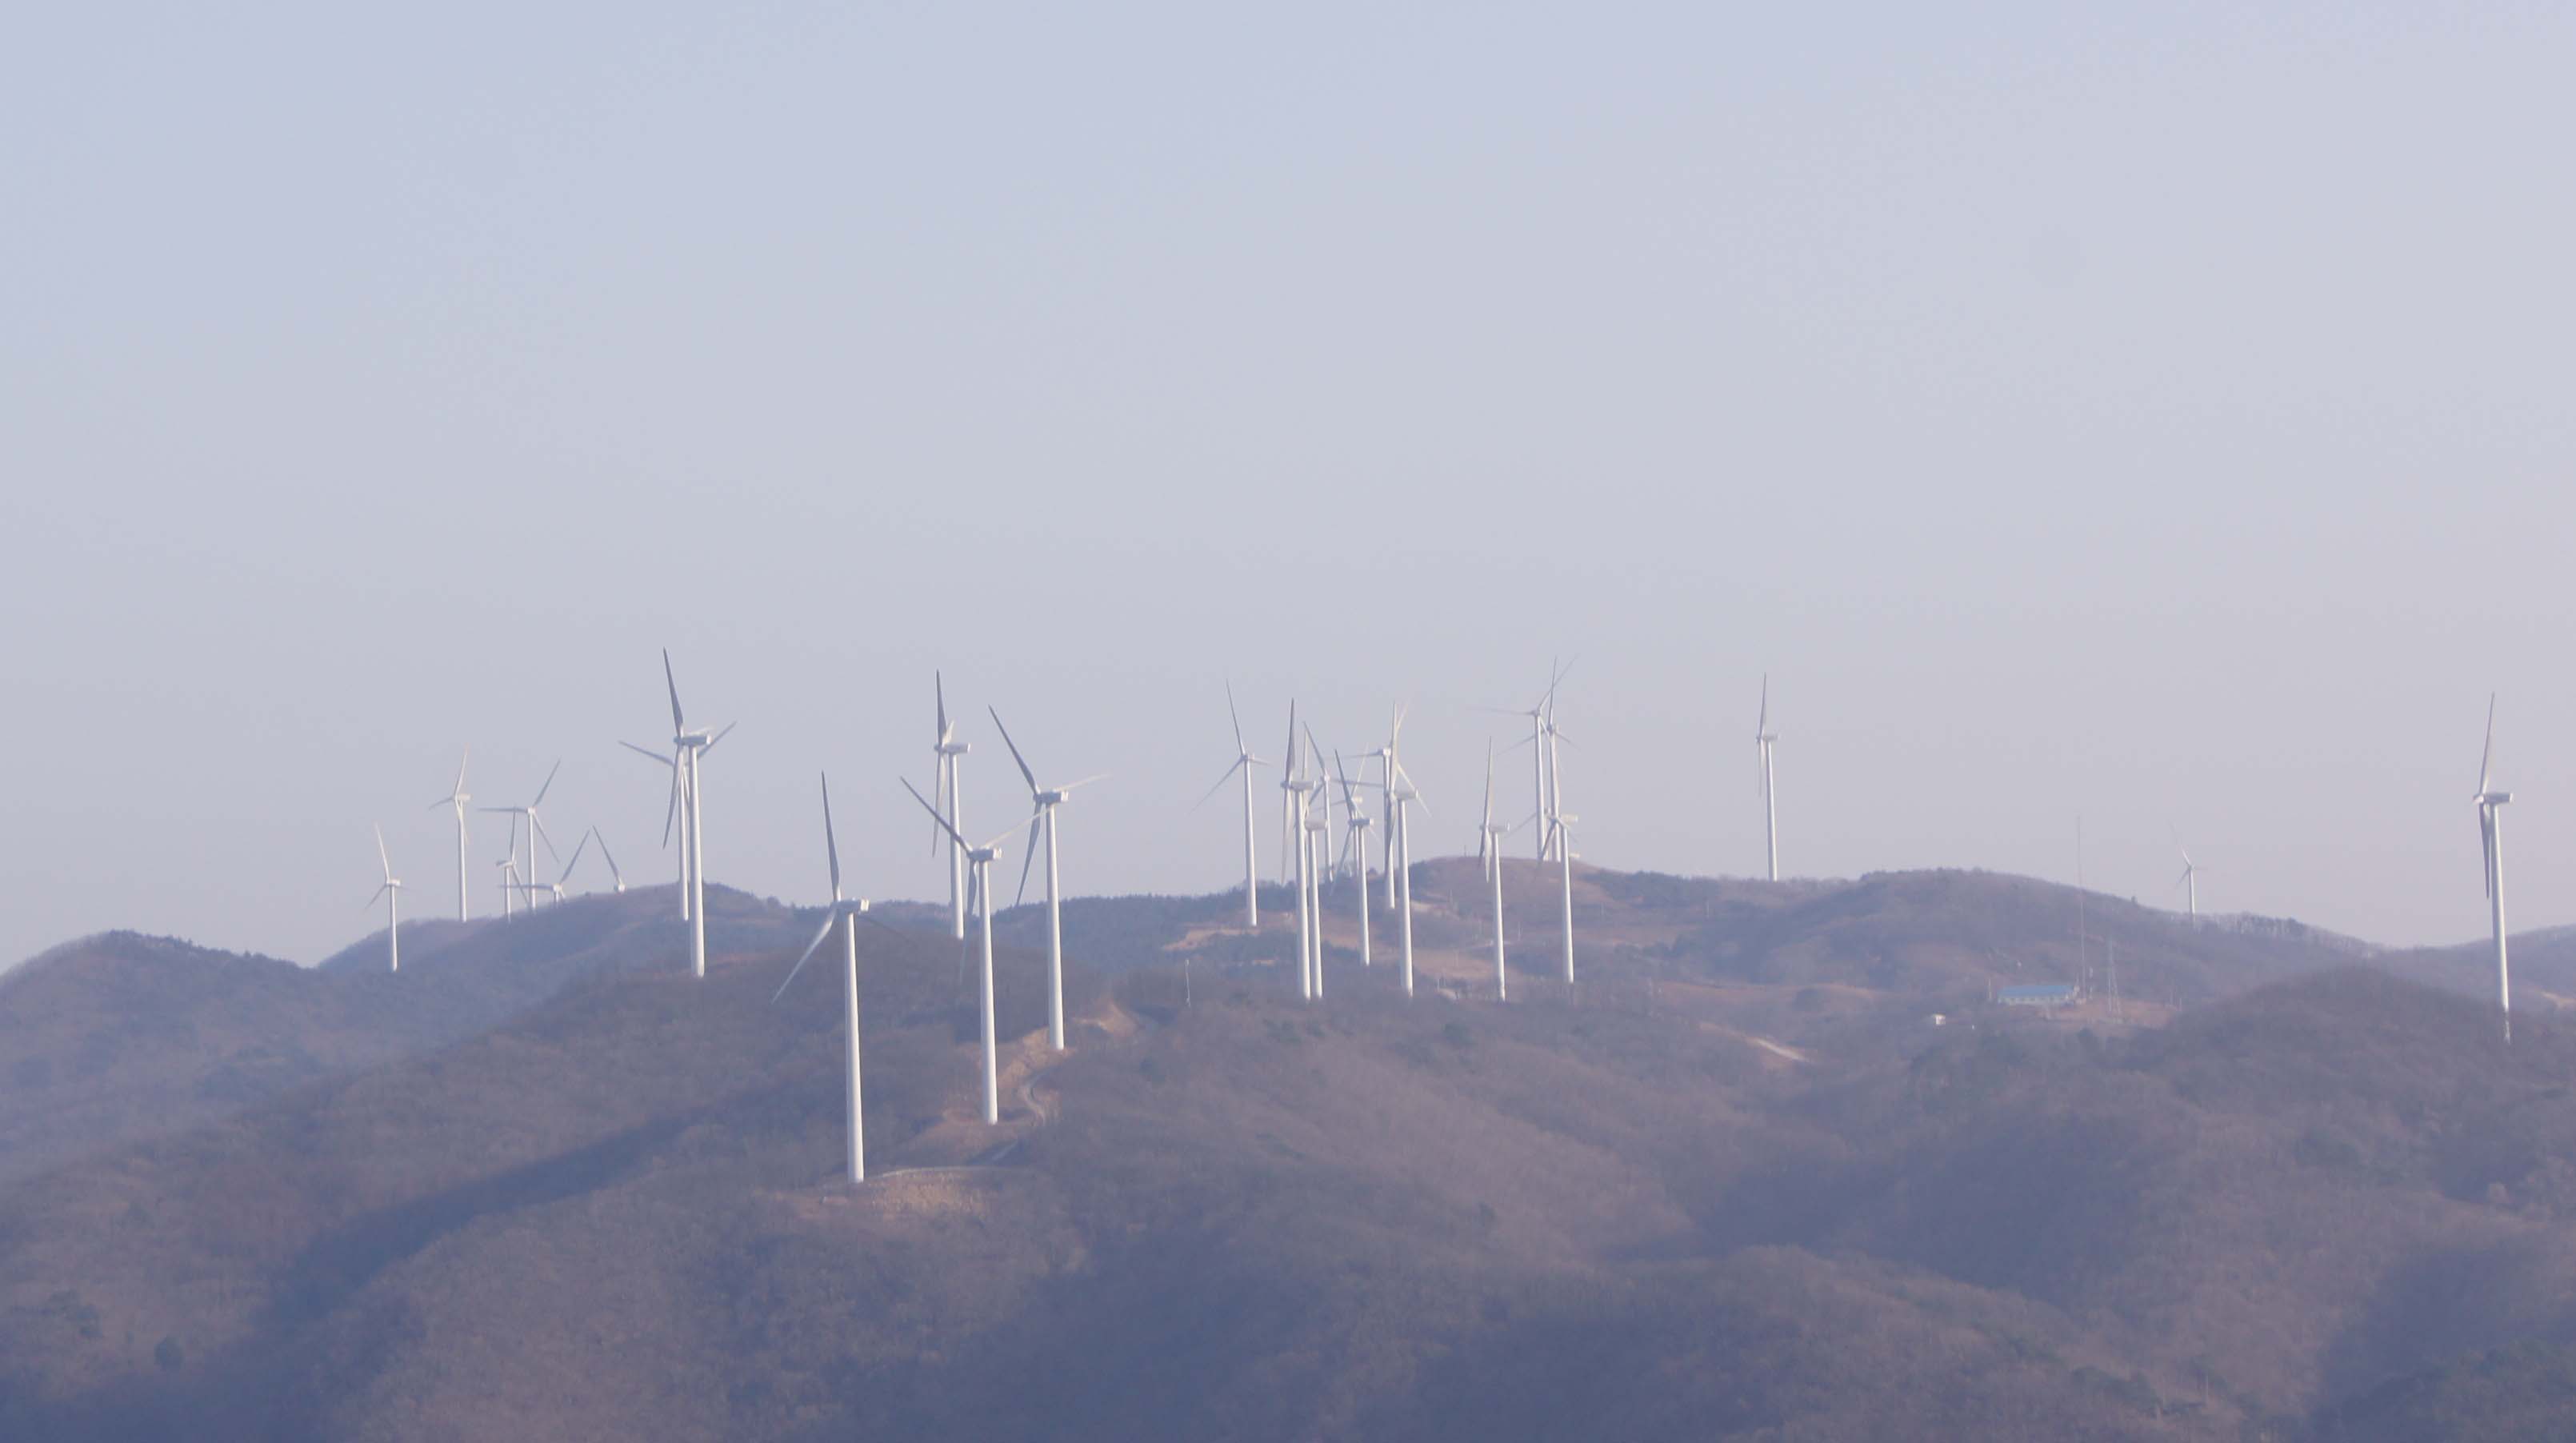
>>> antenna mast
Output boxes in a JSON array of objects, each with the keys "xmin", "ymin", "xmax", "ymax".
[{"xmin": 2074, "ymin": 814, "xmax": 2088, "ymax": 997}]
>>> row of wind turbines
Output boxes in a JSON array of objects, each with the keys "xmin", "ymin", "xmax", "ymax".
[
  {"xmin": 361, "ymin": 650, "xmax": 2530, "ymax": 1187},
  {"xmin": 363, "ymin": 654, "xmax": 1699, "ymax": 1183}
]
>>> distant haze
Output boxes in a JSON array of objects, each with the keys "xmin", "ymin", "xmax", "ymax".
[{"xmin": 3, "ymin": 3, "xmax": 2570, "ymax": 967}]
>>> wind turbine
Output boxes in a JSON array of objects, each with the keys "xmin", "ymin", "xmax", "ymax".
[
  {"xmin": 493, "ymin": 817, "xmax": 521, "ymax": 921},
  {"xmin": 1194, "ymin": 681, "xmax": 1268, "ymax": 929},
  {"xmin": 1478, "ymin": 741, "xmax": 1532, "ymax": 999},
  {"xmin": 904, "ymin": 777, "xmax": 1023, "ymax": 1125},
  {"xmin": 366, "ymin": 825, "xmax": 404, "ymax": 972},
  {"xmin": 1757, "ymin": 675, "xmax": 1779, "ymax": 882},
  {"xmin": 1486, "ymin": 661, "xmax": 1574, "ymax": 863},
  {"xmin": 428, "ymin": 750, "xmax": 470, "ymax": 921},
  {"xmin": 1540, "ymin": 660, "xmax": 1574, "ymax": 862},
  {"xmin": 619, "ymin": 740, "xmax": 692, "ymax": 918},
  {"xmin": 1334, "ymin": 752, "xmax": 1372, "ymax": 969},
  {"xmin": 990, "ymin": 706, "xmax": 1108, "ymax": 1053},
  {"xmin": 933, "ymin": 674, "xmax": 970, "ymax": 941},
  {"xmin": 661, "ymin": 651, "xmax": 736, "ymax": 978},
  {"xmin": 480, "ymin": 760, "xmax": 564, "ymax": 907},
  {"xmin": 592, "ymin": 828, "xmax": 626, "ymax": 893},
  {"xmin": 2173, "ymin": 839, "xmax": 2201, "ymax": 921},
  {"xmin": 2475, "ymin": 695, "xmax": 2514, "ymax": 1042},
  {"xmin": 1348, "ymin": 706, "xmax": 1406, "ymax": 909},
  {"xmin": 530, "ymin": 828, "xmax": 594, "ymax": 905},
  {"xmin": 774, "ymin": 774, "xmax": 872, "ymax": 1184}
]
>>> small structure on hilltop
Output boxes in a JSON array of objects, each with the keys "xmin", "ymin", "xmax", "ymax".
[{"xmin": 1994, "ymin": 983, "xmax": 2079, "ymax": 1009}]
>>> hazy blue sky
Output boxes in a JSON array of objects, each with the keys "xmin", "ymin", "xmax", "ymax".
[{"xmin": 5, "ymin": 2, "xmax": 2570, "ymax": 968}]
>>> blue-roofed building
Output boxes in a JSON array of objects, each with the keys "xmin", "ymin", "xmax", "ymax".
[{"xmin": 1996, "ymin": 983, "xmax": 2079, "ymax": 1008}]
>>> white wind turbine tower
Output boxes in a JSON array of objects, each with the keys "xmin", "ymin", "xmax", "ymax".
[
  {"xmin": 660, "ymin": 651, "xmax": 736, "ymax": 978},
  {"xmin": 480, "ymin": 760, "xmax": 564, "ymax": 908},
  {"xmin": 429, "ymin": 751, "xmax": 471, "ymax": 921},
  {"xmin": 1193, "ymin": 681, "xmax": 1269, "ymax": 929},
  {"xmin": 1302, "ymin": 769, "xmax": 1332, "ymax": 998},
  {"xmin": 1302, "ymin": 725, "xmax": 1338, "ymax": 994},
  {"xmin": 774, "ymin": 774, "xmax": 873, "ymax": 1184},
  {"xmin": 1550, "ymin": 810, "xmax": 1578, "ymax": 984},
  {"xmin": 619, "ymin": 741, "xmax": 693, "ymax": 918},
  {"xmin": 905, "ymin": 778, "xmax": 1024, "ymax": 1125},
  {"xmin": 1278, "ymin": 704, "xmax": 1318, "ymax": 999},
  {"xmin": 2475, "ymin": 695, "xmax": 2514, "ymax": 1042},
  {"xmin": 1388, "ymin": 733, "xmax": 1428, "ymax": 998},
  {"xmin": 366, "ymin": 825, "xmax": 405, "ymax": 973},
  {"xmin": 990, "ymin": 706, "xmax": 1109, "ymax": 1053},
  {"xmin": 1756, "ymin": 675, "xmax": 1780, "ymax": 882},
  {"xmin": 933, "ymin": 674, "xmax": 971, "ymax": 941}
]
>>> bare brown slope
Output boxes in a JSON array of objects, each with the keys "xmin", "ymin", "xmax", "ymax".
[{"xmin": 3, "ymin": 868, "xmax": 2558, "ymax": 1441}]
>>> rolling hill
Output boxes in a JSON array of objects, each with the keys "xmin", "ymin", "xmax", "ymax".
[{"xmin": 1, "ymin": 862, "xmax": 2567, "ymax": 1441}]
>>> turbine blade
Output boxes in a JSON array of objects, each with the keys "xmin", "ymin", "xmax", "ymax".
[
  {"xmin": 663, "ymin": 649, "xmax": 686, "ymax": 734},
  {"xmin": 558, "ymin": 828, "xmax": 590, "ymax": 885},
  {"xmin": 453, "ymin": 748, "xmax": 470, "ymax": 798},
  {"xmin": 990, "ymin": 706, "xmax": 1039, "ymax": 795},
  {"xmin": 775, "ymin": 909, "xmax": 838, "ymax": 1002},
  {"xmin": 1060, "ymin": 773, "xmax": 1110, "ymax": 793},
  {"xmin": 1226, "ymin": 678, "xmax": 1246, "ymax": 754},
  {"xmin": 621, "ymin": 740, "xmax": 673, "ymax": 768},
  {"xmin": 902, "ymin": 776, "xmax": 970, "ymax": 850},
  {"xmin": 662, "ymin": 766, "xmax": 681, "ymax": 848},
  {"xmin": 1397, "ymin": 763, "xmax": 1432, "ymax": 815},
  {"xmin": 2482, "ymin": 808, "xmax": 2497, "ymax": 899},
  {"xmin": 592, "ymin": 828, "xmax": 620, "ymax": 880},
  {"xmin": 1482, "ymin": 740, "xmax": 1495, "ymax": 831},
  {"xmin": 821, "ymin": 773, "xmax": 842, "ymax": 897},
  {"xmin": 531, "ymin": 757, "xmax": 562, "ymax": 807},
  {"xmin": 2478, "ymin": 693, "xmax": 2497, "ymax": 795},
  {"xmin": 704, "ymin": 722, "xmax": 738, "ymax": 753},
  {"xmin": 1758, "ymin": 673, "xmax": 1769, "ymax": 736},
  {"xmin": 935, "ymin": 671, "xmax": 948, "ymax": 742},
  {"xmin": 1193, "ymin": 757, "xmax": 1246, "ymax": 811},
  {"xmin": 1016, "ymin": 813, "xmax": 1040, "ymax": 907},
  {"xmin": 374, "ymin": 824, "xmax": 391, "ymax": 877},
  {"xmin": 363, "ymin": 882, "xmax": 389, "ymax": 910}
]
